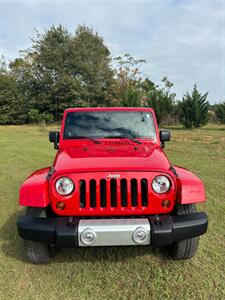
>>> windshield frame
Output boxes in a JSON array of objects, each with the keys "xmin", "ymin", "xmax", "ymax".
[
  {"xmin": 60, "ymin": 108, "xmax": 160, "ymax": 148},
  {"xmin": 63, "ymin": 110, "xmax": 157, "ymax": 140}
]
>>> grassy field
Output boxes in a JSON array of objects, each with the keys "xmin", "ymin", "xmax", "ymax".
[{"xmin": 0, "ymin": 124, "xmax": 225, "ymax": 300}]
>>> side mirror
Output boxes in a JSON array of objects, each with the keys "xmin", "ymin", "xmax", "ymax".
[
  {"xmin": 49, "ymin": 131, "xmax": 60, "ymax": 149},
  {"xmin": 160, "ymin": 130, "xmax": 171, "ymax": 148}
]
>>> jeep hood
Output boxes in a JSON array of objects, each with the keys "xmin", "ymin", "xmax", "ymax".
[{"xmin": 53, "ymin": 142, "xmax": 171, "ymax": 174}]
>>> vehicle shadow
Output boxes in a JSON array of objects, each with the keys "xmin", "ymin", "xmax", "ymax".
[{"xmin": 0, "ymin": 211, "xmax": 169, "ymax": 264}]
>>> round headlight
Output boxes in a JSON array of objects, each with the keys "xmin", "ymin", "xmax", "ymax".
[
  {"xmin": 152, "ymin": 175, "xmax": 171, "ymax": 194},
  {"xmin": 55, "ymin": 177, "xmax": 74, "ymax": 196}
]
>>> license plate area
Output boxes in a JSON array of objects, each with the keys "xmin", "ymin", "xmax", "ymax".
[{"xmin": 78, "ymin": 218, "xmax": 151, "ymax": 246}]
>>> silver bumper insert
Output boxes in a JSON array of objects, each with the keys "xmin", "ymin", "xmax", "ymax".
[{"xmin": 78, "ymin": 218, "xmax": 151, "ymax": 247}]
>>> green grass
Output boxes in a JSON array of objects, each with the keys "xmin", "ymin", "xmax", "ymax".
[{"xmin": 0, "ymin": 124, "xmax": 225, "ymax": 300}]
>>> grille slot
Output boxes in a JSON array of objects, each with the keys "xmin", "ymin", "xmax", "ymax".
[
  {"xmin": 79, "ymin": 180, "xmax": 86, "ymax": 208},
  {"xmin": 141, "ymin": 179, "xmax": 148, "ymax": 206},
  {"xmin": 90, "ymin": 179, "xmax": 96, "ymax": 208},
  {"xmin": 100, "ymin": 179, "xmax": 107, "ymax": 208},
  {"xmin": 110, "ymin": 179, "xmax": 117, "ymax": 207},
  {"xmin": 131, "ymin": 178, "xmax": 138, "ymax": 207},
  {"xmin": 79, "ymin": 178, "xmax": 148, "ymax": 209},
  {"xmin": 121, "ymin": 179, "xmax": 128, "ymax": 207}
]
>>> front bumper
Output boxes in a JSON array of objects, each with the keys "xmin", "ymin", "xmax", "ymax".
[{"xmin": 17, "ymin": 212, "xmax": 208, "ymax": 248}]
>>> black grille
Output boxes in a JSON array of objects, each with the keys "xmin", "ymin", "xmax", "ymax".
[{"xmin": 79, "ymin": 178, "xmax": 149, "ymax": 209}]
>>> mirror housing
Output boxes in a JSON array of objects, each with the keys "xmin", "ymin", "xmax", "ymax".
[
  {"xmin": 160, "ymin": 130, "xmax": 171, "ymax": 148},
  {"xmin": 49, "ymin": 131, "xmax": 60, "ymax": 149}
]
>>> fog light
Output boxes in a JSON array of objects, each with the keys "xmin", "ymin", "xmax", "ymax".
[
  {"xmin": 56, "ymin": 201, "xmax": 65, "ymax": 210},
  {"xmin": 80, "ymin": 228, "xmax": 97, "ymax": 245},
  {"xmin": 162, "ymin": 199, "xmax": 171, "ymax": 208},
  {"xmin": 132, "ymin": 227, "xmax": 148, "ymax": 244}
]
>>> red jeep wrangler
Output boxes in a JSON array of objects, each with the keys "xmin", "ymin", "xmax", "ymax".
[{"xmin": 17, "ymin": 107, "xmax": 208, "ymax": 263}]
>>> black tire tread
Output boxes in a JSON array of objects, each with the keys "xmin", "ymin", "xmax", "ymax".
[
  {"xmin": 168, "ymin": 204, "xmax": 199, "ymax": 260},
  {"xmin": 24, "ymin": 207, "xmax": 50, "ymax": 264}
]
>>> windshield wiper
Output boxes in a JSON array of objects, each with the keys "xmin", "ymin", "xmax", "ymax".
[
  {"xmin": 69, "ymin": 136, "xmax": 101, "ymax": 144},
  {"xmin": 104, "ymin": 135, "xmax": 142, "ymax": 144}
]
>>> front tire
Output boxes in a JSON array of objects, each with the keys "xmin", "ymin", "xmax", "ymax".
[
  {"xmin": 23, "ymin": 207, "xmax": 50, "ymax": 264},
  {"xmin": 167, "ymin": 204, "xmax": 199, "ymax": 260}
]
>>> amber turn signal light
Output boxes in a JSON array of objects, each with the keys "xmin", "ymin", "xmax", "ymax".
[
  {"xmin": 161, "ymin": 199, "xmax": 171, "ymax": 208},
  {"xmin": 56, "ymin": 201, "xmax": 66, "ymax": 210}
]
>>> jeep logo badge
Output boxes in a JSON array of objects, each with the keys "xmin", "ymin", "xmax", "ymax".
[{"xmin": 106, "ymin": 173, "xmax": 120, "ymax": 179}]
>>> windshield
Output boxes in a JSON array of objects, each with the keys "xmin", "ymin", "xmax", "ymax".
[{"xmin": 63, "ymin": 111, "xmax": 156, "ymax": 139}]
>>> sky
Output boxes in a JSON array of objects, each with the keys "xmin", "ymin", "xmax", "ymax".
[{"xmin": 0, "ymin": 0, "xmax": 224, "ymax": 103}]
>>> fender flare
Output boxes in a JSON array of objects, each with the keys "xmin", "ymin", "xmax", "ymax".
[
  {"xmin": 19, "ymin": 167, "xmax": 51, "ymax": 207},
  {"xmin": 174, "ymin": 166, "xmax": 206, "ymax": 204}
]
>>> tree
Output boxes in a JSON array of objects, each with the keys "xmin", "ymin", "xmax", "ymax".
[
  {"xmin": 112, "ymin": 55, "xmax": 176, "ymax": 123},
  {"xmin": 9, "ymin": 25, "xmax": 115, "ymax": 122},
  {"xmin": 215, "ymin": 101, "xmax": 225, "ymax": 124},
  {"xmin": 113, "ymin": 54, "xmax": 145, "ymax": 107},
  {"xmin": 0, "ymin": 58, "xmax": 27, "ymax": 124},
  {"xmin": 179, "ymin": 84, "xmax": 209, "ymax": 128},
  {"xmin": 27, "ymin": 109, "xmax": 54, "ymax": 124},
  {"xmin": 70, "ymin": 25, "xmax": 115, "ymax": 107},
  {"xmin": 143, "ymin": 77, "xmax": 176, "ymax": 124}
]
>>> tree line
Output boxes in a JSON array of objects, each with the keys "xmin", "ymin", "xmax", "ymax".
[{"xmin": 0, "ymin": 25, "xmax": 224, "ymax": 127}]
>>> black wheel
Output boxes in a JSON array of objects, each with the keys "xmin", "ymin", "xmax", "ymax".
[
  {"xmin": 23, "ymin": 207, "xmax": 50, "ymax": 264},
  {"xmin": 167, "ymin": 204, "xmax": 199, "ymax": 260}
]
